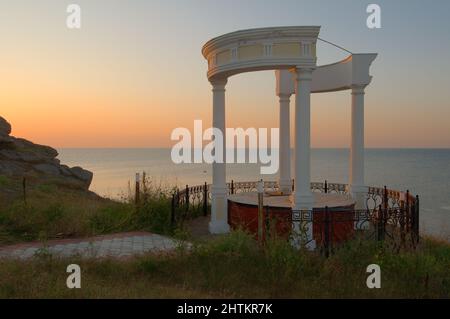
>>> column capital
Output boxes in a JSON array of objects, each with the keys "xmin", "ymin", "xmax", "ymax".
[
  {"xmin": 278, "ymin": 93, "xmax": 291, "ymax": 102},
  {"xmin": 293, "ymin": 67, "xmax": 314, "ymax": 81},
  {"xmin": 210, "ymin": 78, "xmax": 228, "ymax": 90},
  {"xmin": 351, "ymin": 84, "xmax": 367, "ymax": 95}
]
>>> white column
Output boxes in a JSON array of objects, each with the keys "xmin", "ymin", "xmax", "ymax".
[
  {"xmin": 349, "ymin": 85, "xmax": 367, "ymax": 209},
  {"xmin": 209, "ymin": 79, "xmax": 230, "ymax": 234},
  {"xmin": 278, "ymin": 93, "xmax": 292, "ymax": 194},
  {"xmin": 293, "ymin": 68, "xmax": 314, "ymax": 210},
  {"xmin": 292, "ymin": 68, "xmax": 315, "ymax": 250}
]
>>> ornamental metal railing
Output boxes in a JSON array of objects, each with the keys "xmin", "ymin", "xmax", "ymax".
[
  {"xmin": 170, "ymin": 180, "xmax": 419, "ymax": 253},
  {"xmin": 289, "ymin": 204, "xmax": 419, "ymax": 256}
]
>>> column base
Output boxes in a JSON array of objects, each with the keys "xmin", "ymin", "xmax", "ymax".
[
  {"xmin": 293, "ymin": 192, "xmax": 314, "ymax": 210},
  {"xmin": 349, "ymin": 184, "xmax": 368, "ymax": 210},
  {"xmin": 209, "ymin": 220, "xmax": 230, "ymax": 234},
  {"xmin": 210, "ymin": 186, "xmax": 229, "ymax": 235},
  {"xmin": 291, "ymin": 219, "xmax": 316, "ymax": 251},
  {"xmin": 291, "ymin": 191, "xmax": 315, "ymax": 250},
  {"xmin": 350, "ymin": 184, "xmax": 369, "ymax": 230}
]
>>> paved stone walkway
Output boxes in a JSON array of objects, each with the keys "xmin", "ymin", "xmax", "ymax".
[{"xmin": 0, "ymin": 232, "xmax": 186, "ymax": 260}]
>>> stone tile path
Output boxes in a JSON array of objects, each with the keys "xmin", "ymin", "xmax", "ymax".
[{"xmin": 0, "ymin": 232, "xmax": 186, "ymax": 260}]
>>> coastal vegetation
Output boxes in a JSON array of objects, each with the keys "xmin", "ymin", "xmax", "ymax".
[
  {"xmin": 1, "ymin": 175, "xmax": 449, "ymax": 298},
  {"xmin": 0, "ymin": 175, "xmax": 175, "ymax": 245},
  {"xmin": 0, "ymin": 230, "xmax": 449, "ymax": 298}
]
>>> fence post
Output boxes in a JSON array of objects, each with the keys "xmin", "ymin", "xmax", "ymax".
[
  {"xmin": 324, "ymin": 206, "xmax": 330, "ymax": 258},
  {"xmin": 383, "ymin": 186, "xmax": 388, "ymax": 212},
  {"xmin": 185, "ymin": 185, "xmax": 189, "ymax": 212},
  {"xmin": 414, "ymin": 195, "xmax": 420, "ymax": 244},
  {"xmin": 231, "ymin": 180, "xmax": 234, "ymax": 195},
  {"xmin": 203, "ymin": 182, "xmax": 208, "ymax": 216},
  {"xmin": 135, "ymin": 173, "xmax": 140, "ymax": 205},
  {"xmin": 292, "ymin": 179, "xmax": 295, "ymax": 192},
  {"xmin": 257, "ymin": 180, "xmax": 264, "ymax": 243},
  {"xmin": 324, "ymin": 180, "xmax": 328, "ymax": 194}
]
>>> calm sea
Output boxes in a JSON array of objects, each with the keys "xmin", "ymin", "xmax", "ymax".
[{"xmin": 57, "ymin": 148, "xmax": 450, "ymax": 240}]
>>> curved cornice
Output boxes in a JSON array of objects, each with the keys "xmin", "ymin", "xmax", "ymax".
[
  {"xmin": 202, "ymin": 26, "xmax": 321, "ymax": 58},
  {"xmin": 207, "ymin": 58, "xmax": 317, "ymax": 81},
  {"xmin": 201, "ymin": 26, "xmax": 377, "ymax": 91}
]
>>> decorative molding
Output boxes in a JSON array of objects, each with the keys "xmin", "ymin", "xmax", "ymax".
[
  {"xmin": 202, "ymin": 26, "xmax": 321, "ymax": 58},
  {"xmin": 207, "ymin": 57, "xmax": 316, "ymax": 80},
  {"xmin": 351, "ymin": 84, "xmax": 367, "ymax": 95},
  {"xmin": 210, "ymin": 78, "xmax": 228, "ymax": 89},
  {"xmin": 278, "ymin": 93, "xmax": 291, "ymax": 101},
  {"xmin": 295, "ymin": 68, "xmax": 314, "ymax": 81},
  {"xmin": 202, "ymin": 26, "xmax": 320, "ymax": 81}
]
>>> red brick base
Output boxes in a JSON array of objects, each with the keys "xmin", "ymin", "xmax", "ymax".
[{"xmin": 228, "ymin": 200, "xmax": 355, "ymax": 243}]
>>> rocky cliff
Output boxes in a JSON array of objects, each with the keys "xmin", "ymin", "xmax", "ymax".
[{"xmin": 0, "ymin": 116, "xmax": 93, "ymax": 190}]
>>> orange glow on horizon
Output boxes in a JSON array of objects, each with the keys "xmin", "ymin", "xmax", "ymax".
[{"xmin": 1, "ymin": 1, "xmax": 449, "ymax": 149}]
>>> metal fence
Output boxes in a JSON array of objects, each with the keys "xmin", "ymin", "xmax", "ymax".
[
  {"xmin": 170, "ymin": 180, "xmax": 419, "ymax": 253},
  {"xmin": 290, "ymin": 204, "xmax": 419, "ymax": 257},
  {"xmin": 171, "ymin": 182, "xmax": 209, "ymax": 225}
]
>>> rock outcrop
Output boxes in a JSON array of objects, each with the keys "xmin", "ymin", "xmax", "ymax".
[{"xmin": 0, "ymin": 116, "xmax": 93, "ymax": 190}]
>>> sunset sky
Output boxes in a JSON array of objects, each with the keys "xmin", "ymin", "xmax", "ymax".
[{"xmin": 1, "ymin": 0, "xmax": 449, "ymax": 148}]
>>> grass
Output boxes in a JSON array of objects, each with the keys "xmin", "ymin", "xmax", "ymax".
[
  {"xmin": 0, "ymin": 175, "xmax": 176, "ymax": 245},
  {"xmin": 0, "ymin": 231, "xmax": 449, "ymax": 298},
  {"xmin": 1, "ymin": 174, "xmax": 449, "ymax": 298}
]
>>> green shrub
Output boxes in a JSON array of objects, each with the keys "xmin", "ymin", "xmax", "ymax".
[
  {"xmin": 134, "ymin": 196, "xmax": 172, "ymax": 234},
  {"xmin": 0, "ymin": 202, "xmax": 66, "ymax": 240},
  {"xmin": 198, "ymin": 229, "xmax": 257, "ymax": 256},
  {"xmin": 0, "ymin": 177, "xmax": 182, "ymax": 243},
  {"xmin": 89, "ymin": 203, "xmax": 134, "ymax": 234}
]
